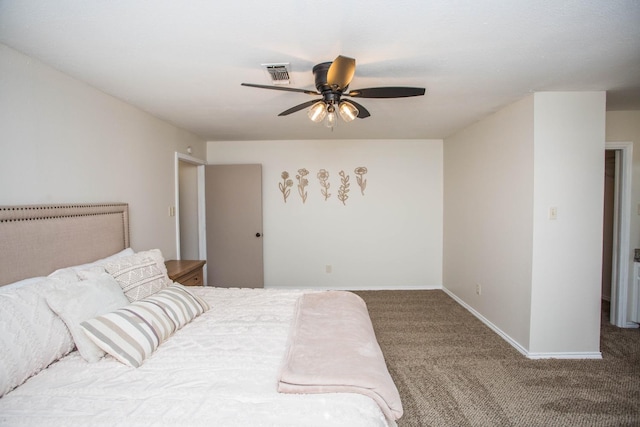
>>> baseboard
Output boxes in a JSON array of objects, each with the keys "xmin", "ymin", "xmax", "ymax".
[
  {"xmin": 526, "ymin": 352, "xmax": 602, "ymax": 359},
  {"xmin": 441, "ymin": 288, "xmax": 529, "ymax": 357},
  {"xmin": 266, "ymin": 284, "xmax": 442, "ymax": 291},
  {"xmin": 441, "ymin": 287, "xmax": 603, "ymax": 360}
]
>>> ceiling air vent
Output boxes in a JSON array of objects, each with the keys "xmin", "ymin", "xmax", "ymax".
[{"xmin": 262, "ymin": 63, "xmax": 291, "ymax": 85}]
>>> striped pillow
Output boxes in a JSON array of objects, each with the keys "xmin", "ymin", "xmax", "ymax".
[
  {"xmin": 80, "ymin": 300, "xmax": 176, "ymax": 368},
  {"xmin": 145, "ymin": 284, "xmax": 210, "ymax": 329},
  {"xmin": 80, "ymin": 285, "xmax": 209, "ymax": 367}
]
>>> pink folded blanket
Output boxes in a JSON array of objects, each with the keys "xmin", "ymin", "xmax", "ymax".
[{"xmin": 278, "ymin": 291, "xmax": 403, "ymax": 421}]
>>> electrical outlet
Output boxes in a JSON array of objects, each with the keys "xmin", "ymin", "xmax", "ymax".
[
  {"xmin": 325, "ymin": 265, "xmax": 332, "ymax": 274},
  {"xmin": 476, "ymin": 283, "xmax": 481, "ymax": 295}
]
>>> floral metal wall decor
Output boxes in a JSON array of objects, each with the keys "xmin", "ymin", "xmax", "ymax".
[
  {"xmin": 279, "ymin": 171, "xmax": 293, "ymax": 203},
  {"xmin": 338, "ymin": 170, "xmax": 350, "ymax": 205},
  {"xmin": 317, "ymin": 169, "xmax": 331, "ymax": 200},
  {"xmin": 296, "ymin": 168, "xmax": 309, "ymax": 203},
  {"xmin": 354, "ymin": 167, "xmax": 367, "ymax": 195},
  {"xmin": 278, "ymin": 167, "xmax": 368, "ymax": 205}
]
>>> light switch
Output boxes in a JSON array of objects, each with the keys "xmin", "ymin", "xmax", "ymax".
[{"xmin": 548, "ymin": 207, "xmax": 558, "ymax": 220}]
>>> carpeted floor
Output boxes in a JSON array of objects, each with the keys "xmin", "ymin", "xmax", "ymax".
[{"xmin": 355, "ymin": 290, "xmax": 640, "ymax": 427}]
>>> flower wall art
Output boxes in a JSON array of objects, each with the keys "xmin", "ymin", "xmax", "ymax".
[
  {"xmin": 279, "ymin": 167, "xmax": 368, "ymax": 205},
  {"xmin": 279, "ymin": 171, "xmax": 293, "ymax": 203},
  {"xmin": 317, "ymin": 169, "xmax": 331, "ymax": 201},
  {"xmin": 296, "ymin": 168, "xmax": 309, "ymax": 203}
]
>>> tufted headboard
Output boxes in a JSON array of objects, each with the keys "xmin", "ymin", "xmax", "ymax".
[{"xmin": 0, "ymin": 203, "xmax": 129, "ymax": 286}]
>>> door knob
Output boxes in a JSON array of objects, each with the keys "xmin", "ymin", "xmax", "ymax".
[{"xmin": 256, "ymin": 232, "xmax": 262, "ymax": 237}]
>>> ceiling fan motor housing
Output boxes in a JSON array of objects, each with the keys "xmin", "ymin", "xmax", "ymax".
[
  {"xmin": 313, "ymin": 62, "xmax": 335, "ymax": 93},
  {"xmin": 313, "ymin": 62, "xmax": 345, "ymax": 105}
]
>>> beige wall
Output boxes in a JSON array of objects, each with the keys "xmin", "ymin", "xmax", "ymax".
[
  {"xmin": 529, "ymin": 92, "xmax": 606, "ymax": 355},
  {"xmin": 208, "ymin": 139, "xmax": 443, "ymax": 290},
  {"xmin": 443, "ymin": 95, "xmax": 535, "ymax": 349},
  {"xmin": 0, "ymin": 43, "xmax": 206, "ymax": 259},
  {"xmin": 444, "ymin": 92, "xmax": 606, "ymax": 357}
]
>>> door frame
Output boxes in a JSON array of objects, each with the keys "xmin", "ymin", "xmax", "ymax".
[
  {"xmin": 605, "ymin": 141, "xmax": 634, "ymax": 328},
  {"xmin": 174, "ymin": 153, "xmax": 207, "ymax": 281}
]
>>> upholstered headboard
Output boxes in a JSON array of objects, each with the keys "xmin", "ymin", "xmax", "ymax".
[{"xmin": 0, "ymin": 203, "xmax": 129, "ymax": 286}]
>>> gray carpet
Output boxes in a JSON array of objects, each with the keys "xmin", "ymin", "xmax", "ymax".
[{"xmin": 355, "ymin": 290, "xmax": 640, "ymax": 427}]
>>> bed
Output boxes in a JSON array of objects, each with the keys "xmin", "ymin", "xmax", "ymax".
[{"xmin": 0, "ymin": 203, "xmax": 401, "ymax": 427}]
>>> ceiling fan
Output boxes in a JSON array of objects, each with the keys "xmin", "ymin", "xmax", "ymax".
[{"xmin": 241, "ymin": 55, "xmax": 425, "ymax": 129}]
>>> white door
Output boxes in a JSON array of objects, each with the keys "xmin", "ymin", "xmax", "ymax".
[{"xmin": 205, "ymin": 164, "xmax": 263, "ymax": 288}]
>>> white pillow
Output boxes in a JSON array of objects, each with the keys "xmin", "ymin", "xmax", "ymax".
[
  {"xmin": 46, "ymin": 273, "xmax": 129, "ymax": 362},
  {"xmin": 104, "ymin": 249, "xmax": 171, "ymax": 302},
  {"xmin": 0, "ymin": 278, "xmax": 75, "ymax": 397},
  {"xmin": 0, "ymin": 275, "xmax": 47, "ymax": 291},
  {"xmin": 48, "ymin": 248, "xmax": 136, "ymax": 283},
  {"xmin": 136, "ymin": 249, "xmax": 171, "ymax": 287}
]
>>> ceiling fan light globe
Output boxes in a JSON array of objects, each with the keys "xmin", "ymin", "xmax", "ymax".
[
  {"xmin": 338, "ymin": 101, "xmax": 359, "ymax": 122},
  {"xmin": 326, "ymin": 110, "xmax": 337, "ymax": 129},
  {"xmin": 308, "ymin": 102, "xmax": 327, "ymax": 123}
]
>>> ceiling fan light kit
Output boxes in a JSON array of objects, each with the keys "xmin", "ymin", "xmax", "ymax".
[
  {"xmin": 242, "ymin": 55, "xmax": 426, "ymax": 130},
  {"xmin": 308, "ymin": 100, "xmax": 356, "ymax": 129},
  {"xmin": 308, "ymin": 101, "xmax": 327, "ymax": 123},
  {"xmin": 325, "ymin": 104, "xmax": 337, "ymax": 129},
  {"xmin": 338, "ymin": 101, "xmax": 359, "ymax": 122}
]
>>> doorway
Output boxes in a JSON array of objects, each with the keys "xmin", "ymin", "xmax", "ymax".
[
  {"xmin": 603, "ymin": 142, "xmax": 635, "ymax": 328},
  {"xmin": 178, "ymin": 161, "xmax": 200, "ymax": 259},
  {"xmin": 174, "ymin": 152, "xmax": 207, "ymax": 268}
]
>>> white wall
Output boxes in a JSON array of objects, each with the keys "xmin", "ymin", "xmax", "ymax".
[
  {"xmin": 605, "ymin": 111, "xmax": 640, "ymax": 323},
  {"xmin": 0, "ymin": 44, "xmax": 206, "ymax": 259},
  {"xmin": 443, "ymin": 92, "xmax": 606, "ymax": 357},
  {"xmin": 208, "ymin": 139, "xmax": 443, "ymax": 290},
  {"xmin": 443, "ymin": 96, "xmax": 535, "ymax": 349},
  {"xmin": 529, "ymin": 92, "xmax": 606, "ymax": 355}
]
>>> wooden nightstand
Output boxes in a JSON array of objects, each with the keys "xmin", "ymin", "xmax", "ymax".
[{"xmin": 165, "ymin": 260, "xmax": 206, "ymax": 286}]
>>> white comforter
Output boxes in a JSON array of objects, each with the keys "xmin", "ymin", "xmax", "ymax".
[{"xmin": 0, "ymin": 288, "xmax": 391, "ymax": 427}]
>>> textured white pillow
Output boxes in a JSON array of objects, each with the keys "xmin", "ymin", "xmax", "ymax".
[
  {"xmin": 105, "ymin": 256, "xmax": 164, "ymax": 302},
  {"xmin": 104, "ymin": 249, "xmax": 171, "ymax": 302},
  {"xmin": 48, "ymin": 248, "xmax": 136, "ymax": 283},
  {"xmin": 0, "ymin": 278, "xmax": 75, "ymax": 397},
  {"xmin": 80, "ymin": 299, "xmax": 176, "ymax": 368},
  {"xmin": 0, "ymin": 275, "xmax": 47, "ymax": 291},
  {"xmin": 46, "ymin": 273, "xmax": 129, "ymax": 362},
  {"xmin": 136, "ymin": 249, "xmax": 171, "ymax": 286}
]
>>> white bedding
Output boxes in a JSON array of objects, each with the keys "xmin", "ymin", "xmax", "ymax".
[{"xmin": 0, "ymin": 288, "xmax": 392, "ymax": 427}]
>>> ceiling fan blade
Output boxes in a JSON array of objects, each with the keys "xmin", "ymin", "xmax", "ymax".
[
  {"xmin": 327, "ymin": 55, "xmax": 356, "ymax": 91},
  {"xmin": 241, "ymin": 83, "xmax": 319, "ymax": 96},
  {"xmin": 346, "ymin": 87, "xmax": 426, "ymax": 98},
  {"xmin": 278, "ymin": 99, "xmax": 322, "ymax": 116},
  {"xmin": 345, "ymin": 100, "xmax": 371, "ymax": 119}
]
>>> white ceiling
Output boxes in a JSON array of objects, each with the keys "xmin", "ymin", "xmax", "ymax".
[{"xmin": 1, "ymin": 1, "xmax": 639, "ymax": 141}]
